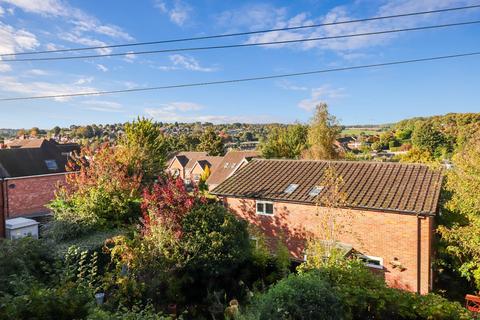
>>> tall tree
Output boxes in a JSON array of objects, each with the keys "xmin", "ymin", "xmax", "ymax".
[
  {"xmin": 438, "ymin": 132, "xmax": 480, "ymax": 290},
  {"xmin": 197, "ymin": 127, "xmax": 224, "ymax": 156},
  {"xmin": 260, "ymin": 124, "xmax": 308, "ymax": 159},
  {"xmin": 411, "ymin": 121, "xmax": 445, "ymax": 155},
  {"xmin": 304, "ymin": 103, "xmax": 341, "ymax": 160},
  {"xmin": 120, "ymin": 117, "xmax": 169, "ymax": 183}
]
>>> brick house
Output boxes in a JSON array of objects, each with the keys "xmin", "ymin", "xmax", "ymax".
[
  {"xmin": 0, "ymin": 139, "xmax": 79, "ymax": 236},
  {"xmin": 207, "ymin": 150, "xmax": 259, "ymax": 190},
  {"xmin": 166, "ymin": 150, "xmax": 259, "ymax": 187},
  {"xmin": 211, "ymin": 159, "xmax": 443, "ymax": 294},
  {"xmin": 166, "ymin": 152, "xmax": 222, "ymax": 185}
]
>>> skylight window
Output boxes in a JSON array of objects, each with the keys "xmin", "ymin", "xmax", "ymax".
[
  {"xmin": 45, "ymin": 160, "xmax": 58, "ymax": 171},
  {"xmin": 284, "ymin": 184, "xmax": 299, "ymax": 194},
  {"xmin": 223, "ymin": 162, "xmax": 230, "ymax": 168},
  {"xmin": 309, "ymin": 186, "xmax": 324, "ymax": 197}
]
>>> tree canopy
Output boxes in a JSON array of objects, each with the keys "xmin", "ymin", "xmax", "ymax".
[{"xmin": 304, "ymin": 103, "xmax": 341, "ymax": 160}]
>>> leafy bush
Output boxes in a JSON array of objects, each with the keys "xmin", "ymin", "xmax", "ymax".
[
  {"xmin": 242, "ymin": 271, "xmax": 345, "ymax": 320},
  {"xmin": 49, "ymin": 144, "xmax": 142, "ymax": 232},
  {"xmin": 181, "ymin": 204, "xmax": 251, "ymax": 276},
  {"xmin": 241, "ymin": 261, "xmax": 470, "ymax": 320},
  {"xmin": 0, "ymin": 238, "xmax": 59, "ymax": 297},
  {"xmin": 0, "ymin": 283, "xmax": 93, "ymax": 320}
]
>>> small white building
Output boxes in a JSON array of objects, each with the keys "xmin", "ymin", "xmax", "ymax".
[{"xmin": 5, "ymin": 217, "xmax": 39, "ymax": 240}]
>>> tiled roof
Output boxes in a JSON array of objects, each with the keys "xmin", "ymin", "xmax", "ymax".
[
  {"xmin": 193, "ymin": 156, "xmax": 223, "ymax": 172},
  {"xmin": 169, "ymin": 152, "xmax": 208, "ymax": 170},
  {"xmin": 211, "ymin": 159, "xmax": 443, "ymax": 215},
  {"xmin": 5, "ymin": 138, "xmax": 46, "ymax": 149},
  {"xmin": 207, "ymin": 150, "xmax": 259, "ymax": 187},
  {"xmin": 0, "ymin": 140, "xmax": 80, "ymax": 178}
]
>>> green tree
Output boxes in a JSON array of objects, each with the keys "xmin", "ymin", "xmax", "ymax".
[
  {"xmin": 438, "ymin": 132, "xmax": 480, "ymax": 290},
  {"xmin": 304, "ymin": 103, "xmax": 341, "ymax": 160},
  {"xmin": 51, "ymin": 126, "xmax": 61, "ymax": 136},
  {"xmin": 197, "ymin": 128, "xmax": 224, "ymax": 156},
  {"xmin": 411, "ymin": 121, "xmax": 445, "ymax": 156},
  {"xmin": 121, "ymin": 117, "xmax": 169, "ymax": 183},
  {"xmin": 260, "ymin": 124, "xmax": 308, "ymax": 159},
  {"xmin": 30, "ymin": 127, "xmax": 40, "ymax": 137}
]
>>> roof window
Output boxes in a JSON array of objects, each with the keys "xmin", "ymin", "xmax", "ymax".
[
  {"xmin": 284, "ymin": 183, "xmax": 299, "ymax": 194},
  {"xmin": 45, "ymin": 159, "xmax": 58, "ymax": 171},
  {"xmin": 309, "ymin": 186, "xmax": 324, "ymax": 197}
]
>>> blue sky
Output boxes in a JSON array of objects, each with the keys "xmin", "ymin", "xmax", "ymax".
[{"xmin": 0, "ymin": 0, "xmax": 479, "ymax": 128}]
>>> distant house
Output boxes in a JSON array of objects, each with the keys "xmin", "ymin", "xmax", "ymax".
[
  {"xmin": 212, "ymin": 159, "xmax": 443, "ymax": 294},
  {"xmin": 207, "ymin": 150, "xmax": 259, "ymax": 190},
  {"xmin": 166, "ymin": 152, "xmax": 222, "ymax": 185},
  {"xmin": 0, "ymin": 139, "xmax": 80, "ymax": 236},
  {"xmin": 166, "ymin": 150, "xmax": 260, "ymax": 188}
]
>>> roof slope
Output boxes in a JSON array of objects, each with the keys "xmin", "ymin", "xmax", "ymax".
[
  {"xmin": 0, "ymin": 140, "xmax": 79, "ymax": 178},
  {"xmin": 212, "ymin": 159, "xmax": 443, "ymax": 215},
  {"xmin": 169, "ymin": 152, "xmax": 208, "ymax": 170},
  {"xmin": 207, "ymin": 150, "xmax": 259, "ymax": 186}
]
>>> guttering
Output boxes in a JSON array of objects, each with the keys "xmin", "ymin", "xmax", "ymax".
[
  {"xmin": 2, "ymin": 171, "xmax": 78, "ymax": 181},
  {"xmin": 0, "ymin": 178, "xmax": 5, "ymax": 237},
  {"xmin": 211, "ymin": 193, "xmax": 437, "ymax": 217}
]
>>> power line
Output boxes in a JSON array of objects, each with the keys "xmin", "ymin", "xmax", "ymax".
[
  {"xmin": 3, "ymin": 20, "xmax": 480, "ymax": 62},
  {"xmin": 1, "ymin": 51, "xmax": 478, "ymax": 102},
  {"xmin": 1, "ymin": 4, "xmax": 479, "ymax": 57}
]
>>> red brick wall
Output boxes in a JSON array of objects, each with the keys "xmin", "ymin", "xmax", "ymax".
[
  {"xmin": 223, "ymin": 197, "xmax": 434, "ymax": 294},
  {"xmin": 5, "ymin": 174, "xmax": 66, "ymax": 218}
]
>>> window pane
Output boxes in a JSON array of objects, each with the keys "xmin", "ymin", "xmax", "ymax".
[
  {"xmin": 265, "ymin": 203, "xmax": 274, "ymax": 214},
  {"xmin": 257, "ymin": 202, "xmax": 264, "ymax": 213}
]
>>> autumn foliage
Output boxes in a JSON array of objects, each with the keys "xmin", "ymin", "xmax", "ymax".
[{"xmin": 141, "ymin": 176, "xmax": 206, "ymax": 239}]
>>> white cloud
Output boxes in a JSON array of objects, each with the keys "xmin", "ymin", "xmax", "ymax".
[
  {"xmin": 59, "ymin": 32, "xmax": 112, "ymax": 55},
  {"xmin": 230, "ymin": 0, "xmax": 477, "ymax": 54},
  {"xmin": 123, "ymin": 51, "xmax": 136, "ymax": 63},
  {"xmin": 74, "ymin": 76, "xmax": 94, "ymax": 85},
  {"xmin": 82, "ymin": 100, "xmax": 124, "ymax": 112},
  {"xmin": 298, "ymin": 85, "xmax": 346, "ymax": 111},
  {"xmin": 169, "ymin": 54, "xmax": 215, "ymax": 72},
  {"xmin": 25, "ymin": 69, "xmax": 49, "ymax": 76},
  {"xmin": 217, "ymin": 4, "xmax": 288, "ymax": 30},
  {"xmin": 155, "ymin": 0, "xmax": 192, "ymax": 26},
  {"xmin": 45, "ymin": 42, "xmax": 60, "ymax": 51},
  {"xmin": 0, "ymin": 0, "xmax": 133, "ymax": 40},
  {"xmin": 96, "ymin": 64, "xmax": 108, "ymax": 72},
  {"xmin": 0, "ymin": 61, "xmax": 11, "ymax": 72},
  {"xmin": 0, "ymin": 22, "xmax": 39, "ymax": 55},
  {"xmin": 0, "ymin": 6, "xmax": 4, "ymax": 15},
  {"xmin": 277, "ymin": 80, "xmax": 308, "ymax": 91},
  {"xmin": 0, "ymin": 75, "xmax": 97, "ymax": 101},
  {"xmin": 145, "ymin": 107, "xmax": 274, "ymax": 124}
]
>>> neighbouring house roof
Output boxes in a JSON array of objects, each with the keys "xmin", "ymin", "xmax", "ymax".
[
  {"xmin": 168, "ymin": 152, "xmax": 209, "ymax": 171},
  {"xmin": 211, "ymin": 159, "xmax": 443, "ymax": 215},
  {"xmin": 0, "ymin": 140, "xmax": 80, "ymax": 178},
  {"xmin": 5, "ymin": 138, "xmax": 46, "ymax": 149},
  {"xmin": 190, "ymin": 156, "xmax": 223, "ymax": 174},
  {"xmin": 207, "ymin": 150, "xmax": 260, "ymax": 187}
]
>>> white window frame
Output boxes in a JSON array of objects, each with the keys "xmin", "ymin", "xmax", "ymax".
[
  {"xmin": 255, "ymin": 200, "xmax": 274, "ymax": 215},
  {"xmin": 358, "ymin": 254, "xmax": 384, "ymax": 270}
]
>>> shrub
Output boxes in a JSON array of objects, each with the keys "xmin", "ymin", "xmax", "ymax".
[
  {"xmin": 0, "ymin": 283, "xmax": 93, "ymax": 320},
  {"xmin": 0, "ymin": 238, "xmax": 59, "ymax": 297},
  {"xmin": 181, "ymin": 204, "xmax": 251, "ymax": 276},
  {"xmin": 49, "ymin": 144, "xmax": 142, "ymax": 232},
  {"xmin": 242, "ymin": 271, "xmax": 345, "ymax": 320}
]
